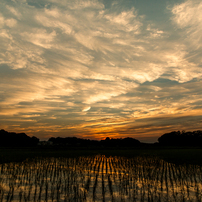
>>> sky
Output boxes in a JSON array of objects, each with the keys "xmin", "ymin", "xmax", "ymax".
[{"xmin": 1, "ymin": 0, "xmax": 202, "ymax": 143}]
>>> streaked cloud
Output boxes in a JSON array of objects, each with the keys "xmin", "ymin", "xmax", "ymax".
[
  {"xmin": 0, "ymin": 0, "xmax": 202, "ymax": 142},
  {"xmin": 172, "ymin": 0, "xmax": 202, "ymax": 49}
]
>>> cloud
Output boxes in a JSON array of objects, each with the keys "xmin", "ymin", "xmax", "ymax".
[
  {"xmin": 0, "ymin": 14, "xmax": 17, "ymax": 28},
  {"xmin": 1, "ymin": 0, "xmax": 202, "ymax": 141},
  {"xmin": 104, "ymin": 8, "xmax": 142, "ymax": 32},
  {"xmin": 0, "ymin": 0, "xmax": 177, "ymax": 82},
  {"xmin": 6, "ymin": 5, "xmax": 22, "ymax": 19},
  {"xmin": 82, "ymin": 106, "xmax": 91, "ymax": 112},
  {"xmin": 171, "ymin": 0, "xmax": 202, "ymax": 49},
  {"xmin": 21, "ymin": 29, "xmax": 56, "ymax": 49}
]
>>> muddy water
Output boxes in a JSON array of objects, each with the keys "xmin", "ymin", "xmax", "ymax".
[{"xmin": 0, "ymin": 155, "xmax": 202, "ymax": 201}]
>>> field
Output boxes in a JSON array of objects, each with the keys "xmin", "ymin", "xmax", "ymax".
[{"xmin": 1, "ymin": 148, "xmax": 202, "ymax": 201}]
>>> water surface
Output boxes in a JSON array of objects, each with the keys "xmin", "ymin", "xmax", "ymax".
[{"xmin": 0, "ymin": 155, "xmax": 202, "ymax": 201}]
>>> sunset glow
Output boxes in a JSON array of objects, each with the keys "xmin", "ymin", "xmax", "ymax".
[{"xmin": 1, "ymin": 0, "xmax": 202, "ymax": 142}]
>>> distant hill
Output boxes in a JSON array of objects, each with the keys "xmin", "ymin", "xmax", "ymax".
[{"xmin": 0, "ymin": 129, "xmax": 39, "ymax": 147}]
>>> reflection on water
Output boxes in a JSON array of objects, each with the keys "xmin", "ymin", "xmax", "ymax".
[{"xmin": 0, "ymin": 155, "xmax": 202, "ymax": 201}]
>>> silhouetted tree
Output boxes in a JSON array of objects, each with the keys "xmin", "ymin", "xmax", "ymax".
[
  {"xmin": 48, "ymin": 137, "xmax": 100, "ymax": 147},
  {"xmin": 48, "ymin": 136, "xmax": 140, "ymax": 148},
  {"xmin": 100, "ymin": 137, "xmax": 140, "ymax": 147},
  {"xmin": 0, "ymin": 129, "xmax": 39, "ymax": 147},
  {"xmin": 158, "ymin": 130, "xmax": 202, "ymax": 146}
]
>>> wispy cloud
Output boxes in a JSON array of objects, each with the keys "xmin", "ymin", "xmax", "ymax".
[
  {"xmin": 1, "ymin": 0, "xmax": 202, "ymax": 142},
  {"xmin": 171, "ymin": 0, "xmax": 202, "ymax": 49}
]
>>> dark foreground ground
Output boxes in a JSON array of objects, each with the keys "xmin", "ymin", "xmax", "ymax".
[{"xmin": 1, "ymin": 146, "xmax": 202, "ymax": 165}]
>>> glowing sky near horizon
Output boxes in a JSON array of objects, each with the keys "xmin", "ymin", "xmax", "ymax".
[{"xmin": 1, "ymin": 0, "xmax": 202, "ymax": 142}]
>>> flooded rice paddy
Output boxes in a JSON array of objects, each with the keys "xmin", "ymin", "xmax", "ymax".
[{"xmin": 0, "ymin": 155, "xmax": 202, "ymax": 202}]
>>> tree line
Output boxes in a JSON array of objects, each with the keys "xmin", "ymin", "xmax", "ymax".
[
  {"xmin": 48, "ymin": 136, "xmax": 141, "ymax": 147},
  {"xmin": 0, "ymin": 129, "xmax": 39, "ymax": 147},
  {"xmin": 158, "ymin": 130, "xmax": 202, "ymax": 146},
  {"xmin": 1, "ymin": 129, "xmax": 202, "ymax": 147}
]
